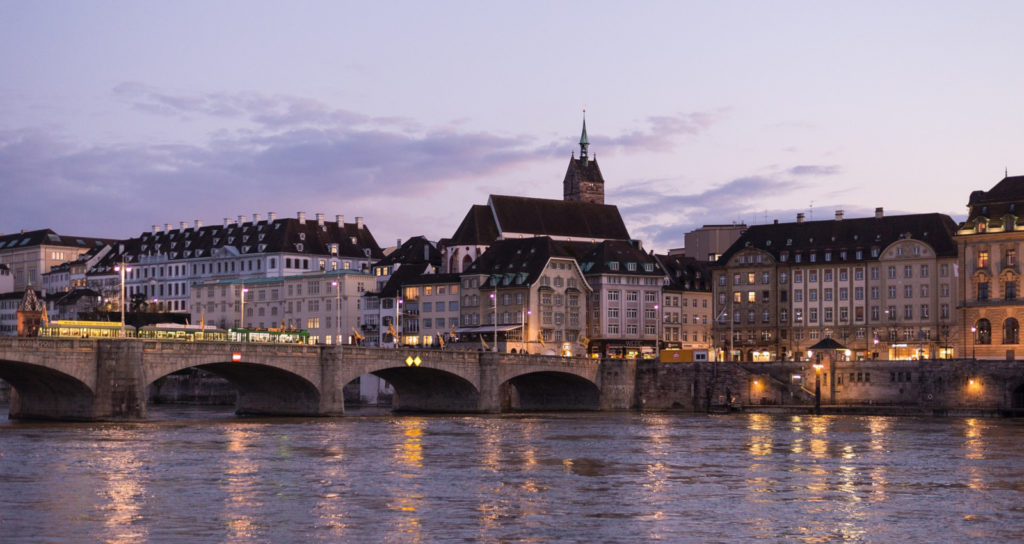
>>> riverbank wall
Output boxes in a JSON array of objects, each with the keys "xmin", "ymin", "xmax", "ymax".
[{"xmin": 635, "ymin": 358, "xmax": 1024, "ymax": 416}]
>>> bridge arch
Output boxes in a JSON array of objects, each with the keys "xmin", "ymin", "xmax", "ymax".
[
  {"xmin": 142, "ymin": 345, "xmax": 326, "ymax": 417},
  {"xmin": 0, "ymin": 359, "xmax": 96, "ymax": 420},
  {"xmin": 502, "ymin": 370, "xmax": 601, "ymax": 411},
  {"xmin": 369, "ymin": 366, "xmax": 481, "ymax": 412}
]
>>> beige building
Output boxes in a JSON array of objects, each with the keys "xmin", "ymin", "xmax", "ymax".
[
  {"xmin": 955, "ymin": 175, "xmax": 1024, "ymax": 360},
  {"xmin": 190, "ymin": 270, "xmax": 372, "ymax": 344},
  {"xmin": 656, "ymin": 254, "xmax": 713, "ymax": 352},
  {"xmin": 0, "ymin": 229, "xmax": 112, "ymax": 292},
  {"xmin": 713, "ymin": 209, "xmax": 959, "ymax": 361}
]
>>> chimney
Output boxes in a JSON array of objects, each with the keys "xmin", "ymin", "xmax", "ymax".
[
  {"xmin": 268, "ymin": 211, "xmax": 277, "ymax": 221},
  {"xmin": 875, "ymin": 207, "xmax": 884, "ymax": 218},
  {"xmin": 424, "ymin": 243, "xmax": 430, "ymax": 261},
  {"xmin": 835, "ymin": 209, "xmax": 844, "ymax": 221},
  {"xmin": 194, "ymin": 219, "xmax": 203, "ymax": 229},
  {"xmin": 298, "ymin": 211, "xmax": 306, "ymax": 224},
  {"xmin": 253, "ymin": 213, "xmax": 262, "ymax": 222},
  {"xmin": 164, "ymin": 223, "xmax": 172, "ymax": 232},
  {"xmin": 397, "ymin": 238, "xmax": 402, "ymax": 248},
  {"xmin": 238, "ymin": 215, "xmax": 247, "ymax": 225},
  {"xmin": 356, "ymin": 216, "xmax": 364, "ymax": 229},
  {"xmin": 336, "ymin": 214, "xmax": 344, "ymax": 227},
  {"xmin": 153, "ymin": 224, "xmax": 161, "ymax": 233},
  {"xmin": 224, "ymin": 218, "xmax": 233, "ymax": 227},
  {"xmin": 796, "ymin": 213, "xmax": 805, "ymax": 223},
  {"xmin": 180, "ymin": 221, "xmax": 188, "ymax": 230},
  {"xmin": 773, "ymin": 219, "xmax": 779, "ymax": 224}
]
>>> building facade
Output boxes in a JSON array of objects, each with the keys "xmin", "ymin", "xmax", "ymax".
[
  {"xmin": 656, "ymin": 254, "xmax": 713, "ymax": 352},
  {"xmin": 713, "ymin": 209, "xmax": 959, "ymax": 361},
  {"xmin": 955, "ymin": 175, "xmax": 1024, "ymax": 359},
  {"xmin": 0, "ymin": 230, "xmax": 112, "ymax": 292},
  {"xmin": 190, "ymin": 269, "xmax": 372, "ymax": 344}
]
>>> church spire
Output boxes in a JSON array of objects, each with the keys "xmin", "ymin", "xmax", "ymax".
[{"xmin": 579, "ymin": 109, "xmax": 589, "ymax": 165}]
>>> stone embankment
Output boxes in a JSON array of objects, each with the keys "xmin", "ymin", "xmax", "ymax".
[{"xmin": 635, "ymin": 358, "xmax": 1024, "ymax": 417}]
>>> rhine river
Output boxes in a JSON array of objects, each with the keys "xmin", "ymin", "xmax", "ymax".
[{"xmin": 1, "ymin": 407, "xmax": 1022, "ymax": 543}]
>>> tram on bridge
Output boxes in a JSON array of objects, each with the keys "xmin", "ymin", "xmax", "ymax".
[{"xmin": 37, "ymin": 321, "xmax": 311, "ymax": 344}]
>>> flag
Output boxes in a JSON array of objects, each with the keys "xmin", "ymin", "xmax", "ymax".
[
  {"xmin": 449, "ymin": 324, "xmax": 457, "ymax": 340},
  {"xmin": 539, "ymin": 334, "xmax": 546, "ymax": 348},
  {"xmin": 480, "ymin": 336, "xmax": 490, "ymax": 350},
  {"xmin": 387, "ymin": 322, "xmax": 398, "ymax": 338},
  {"xmin": 200, "ymin": 311, "xmax": 205, "ymax": 331},
  {"xmin": 438, "ymin": 333, "xmax": 446, "ymax": 348},
  {"xmin": 352, "ymin": 327, "xmax": 365, "ymax": 342},
  {"xmin": 578, "ymin": 334, "xmax": 589, "ymax": 347}
]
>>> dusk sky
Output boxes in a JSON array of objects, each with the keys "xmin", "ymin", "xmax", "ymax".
[{"xmin": 2, "ymin": 1, "xmax": 1021, "ymax": 252}]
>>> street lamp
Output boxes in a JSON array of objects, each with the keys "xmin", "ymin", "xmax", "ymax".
[
  {"xmin": 395, "ymin": 298, "xmax": 403, "ymax": 348},
  {"xmin": 654, "ymin": 303, "xmax": 661, "ymax": 357},
  {"xmin": 811, "ymin": 350, "xmax": 823, "ymax": 415},
  {"xmin": 970, "ymin": 325, "xmax": 977, "ymax": 359},
  {"xmin": 490, "ymin": 289, "xmax": 497, "ymax": 352},
  {"xmin": 240, "ymin": 286, "xmax": 248, "ymax": 329},
  {"xmin": 114, "ymin": 260, "xmax": 131, "ymax": 338},
  {"xmin": 332, "ymin": 280, "xmax": 341, "ymax": 345}
]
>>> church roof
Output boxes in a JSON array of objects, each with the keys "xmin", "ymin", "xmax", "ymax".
[
  {"xmin": 489, "ymin": 195, "xmax": 629, "ymax": 241},
  {"xmin": 445, "ymin": 205, "xmax": 500, "ymax": 246},
  {"xmin": 564, "ymin": 156, "xmax": 605, "ymax": 187}
]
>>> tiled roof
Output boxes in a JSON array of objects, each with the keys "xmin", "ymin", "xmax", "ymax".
[
  {"xmin": 488, "ymin": 195, "xmax": 630, "ymax": 241},
  {"xmin": 378, "ymin": 262, "xmax": 431, "ymax": 298},
  {"xmin": 717, "ymin": 213, "xmax": 958, "ymax": 264},
  {"xmin": 963, "ymin": 175, "xmax": 1024, "ymax": 228},
  {"xmin": 465, "ymin": 237, "xmax": 576, "ymax": 287},
  {"xmin": 376, "ymin": 236, "xmax": 441, "ymax": 267},
  {"xmin": 656, "ymin": 254, "xmax": 712, "ymax": 292},
  {"xmin": 576, "ymin": 240, "xmax": 663, "ymax": 276},
  {"xmin": 446, "ymin": 205, "xmax": 500, "ymax": 246},
  {"xmin": 564, "ymin": 157, "xmax": 605, "ymax": 185},
  {"xmin": 403, "ymin": 273, "xmax": 461, "ymax": 286},
  {"xmin": 0, "ymin": 229, "xmax": 113, "ymax": 251},
  {"xmin": 94, "ymin": 217, "xmax": 383, "ymax": 269}
]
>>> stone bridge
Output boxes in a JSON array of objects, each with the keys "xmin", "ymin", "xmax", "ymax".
[{"xmin": 0, "ymin": 338, "xmax": 636, "ymax": 421}]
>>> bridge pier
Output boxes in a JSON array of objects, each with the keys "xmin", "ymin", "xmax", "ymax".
[
  {"xmin": 92, "ymin": 340, "xmax": 148, "ymax": 420},
  {"xmin": 598, "ymin": 358, "xmax": 637, "ymax": 410},
  {"xmin": 477, "ymin": 354, "xmax": 502, "ymax": 413},
  {"xmin": 318, "ymin": 347, "xmax": 347, "ymax": 416}
]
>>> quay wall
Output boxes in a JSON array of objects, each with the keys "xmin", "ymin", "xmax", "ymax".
[{"xmin": 635, "ymin": 358, "xmax": 1024, "ymax": 415}]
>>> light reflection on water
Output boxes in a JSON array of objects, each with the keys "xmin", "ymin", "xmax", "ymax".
[{"xmin": 1, "ymin": 407, "xmax": 1023, "ymax": 543}]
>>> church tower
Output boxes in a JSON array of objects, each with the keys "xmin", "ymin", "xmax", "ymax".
[{"xmin": 562, "ymin": 112, "xmax": 606, "ymax": 204}]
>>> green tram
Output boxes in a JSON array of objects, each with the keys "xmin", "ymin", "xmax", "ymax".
[{"xmin": 228, "ymin": 328, "xmax": 312, "ymax": 344}]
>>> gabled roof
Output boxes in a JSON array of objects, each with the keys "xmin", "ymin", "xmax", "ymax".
[
  {"xmin": 445, "ymin": 205, "xmax": 500, "ymax": 246},
  {"xmin": 656, "ymin": 254, "xmax": 712, "ymax": 292},
  {"xmin": 718, "ymin": 213, "xmax": 958, "ymax": 265},
  {"xmin": 464, "ymin": 237, "xmax": 578, "ymax": 288},
  {"xmin": 403, "ymin": 272, "xmax": 461, "ymax": 287},
  {"xmin": 376, "ymin": 236, "xmax": 441, "ymax": 267},
  {"xmin": 488, "ymin": 195, "xmax": 629, "ymax": 241},
  {"xmin": 18, "ymin": 287, "xmax": 46, "ymax": 312}
]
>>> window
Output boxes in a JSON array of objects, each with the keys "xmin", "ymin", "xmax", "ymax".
[
  {"xmin": 809, "ymin": 308, "xmax": 818, "ymax": 323},
  {"xmin": 809, "ymin": 289, "xmax": 818, "ymax": 302},
  {"xmin": 824, "ymin": 288, "xmax": 833, "ymax": 301},
  {"xmin": 855, "ymin": 287, "xmax": 864, "ymax": 300},
  {"xmin": 871, "ymin": 286, "xmax": 879, "ymax": 300},
  {"xmin": 794, "ymin": 290, "xmax": 803, "ymax": 302},
  {"xmin": 978, "ymin": 282, "xmax": 990, "ymax": 301},
  {"xmin": 921, "ymin": 264, "xmax": 929, "ymax": 278},
  {"xmin": 975, "ymin": 319, "xmax": 992, "ymax": 345},
  {"xmin": 747, "ymin": 291, "xmax": 756, "ymax": 303},
  {"xmin": 904, "ymin": 265, "xmax": 913, "ymax": 278},
  {"xmin": 920, "ymin": 304, "xmax": 929, "ymax": 319},
  {"xmin": 794, "ymin": 271, "xmax": 802, "ymax": 283},
  {"xmin": 904, "ymin": 305, "xmax": 913, "ymax": 319},
  {"xmin": 871, "ymin": 267, "xmax": 879, "ymax": 280},
  {"xmin": 978, "ymin": 251, "xmax": 990, "ymax": 269},
  {"xmin": 1007, "ymin": 249, "xmax": 1018, "ymax": 268},
  {"xmin": 904, "ymin": 286, "xmax": 913, "ymax": 298},
  {"xmin": 1007, "ymin": 281, "xmax": 1018, "ymax": 300},
  {"xmin": 824, "ymin": 308, "xmax": 833, "ymax": 322},
  {"xmin": 1004, "ymin": 318, "xmax": 1020, "ymax": 345},
  {"xmin": 747, "ymin": 273, "xmax": 756, "ymax": 284},
  {"xmin": 888, "ymin": 266, "xmax": 896, "ymax": 279},
  {"xmin": 608, "ymin": 291, "xmax": 620, "ymax": 301}
]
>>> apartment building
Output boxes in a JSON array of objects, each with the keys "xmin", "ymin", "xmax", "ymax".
[{"xmin": 955, "ymin": 175, "xmax": 1024, "ymax": 359}]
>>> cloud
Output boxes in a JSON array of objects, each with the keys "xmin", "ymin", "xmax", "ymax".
[
  {"xmin": 1, "ymin": 85, "xmax": 729, "ymax": 246},
  {"xmin": 593, "ymin": 109, "xmax": 729, "ymax": 153},
  {"xmin": 788, "ymin": 164, "xmax": 841, "ymax": 176}
]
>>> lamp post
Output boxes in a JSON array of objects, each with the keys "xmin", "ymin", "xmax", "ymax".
[
  {"xmin": 654, "ymin": 303, "xmax": 661, "ymax": 358},
  {"xmin": 812, "ymin": 351, "xmax": 823, "ymax": 415},
  {"xmin": 332, "ymin": 280, "xmax": 341, "ymax": 345},
  {"xmin": 395, "ymin": 298, "xmax": 402, "ymax": 348},
  {"xmin": 490, "ymin": 290, "xmax": 497, "ymax": 352},
  {"xmin": 114, "ymin": 260, "xmax": 131, "ymax": 338},
  {"xmin": 239, "ymin": 286, "xmax": 248, "ymax": 329},
  {"xmin": 970, "ymin": 325, "xmax": 977, "ymax": 359}
]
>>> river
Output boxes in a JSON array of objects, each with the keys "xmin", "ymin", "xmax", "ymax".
[{"xmin": 0, "ymin": 406, "xmax": 1022, "ymax": 543}]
